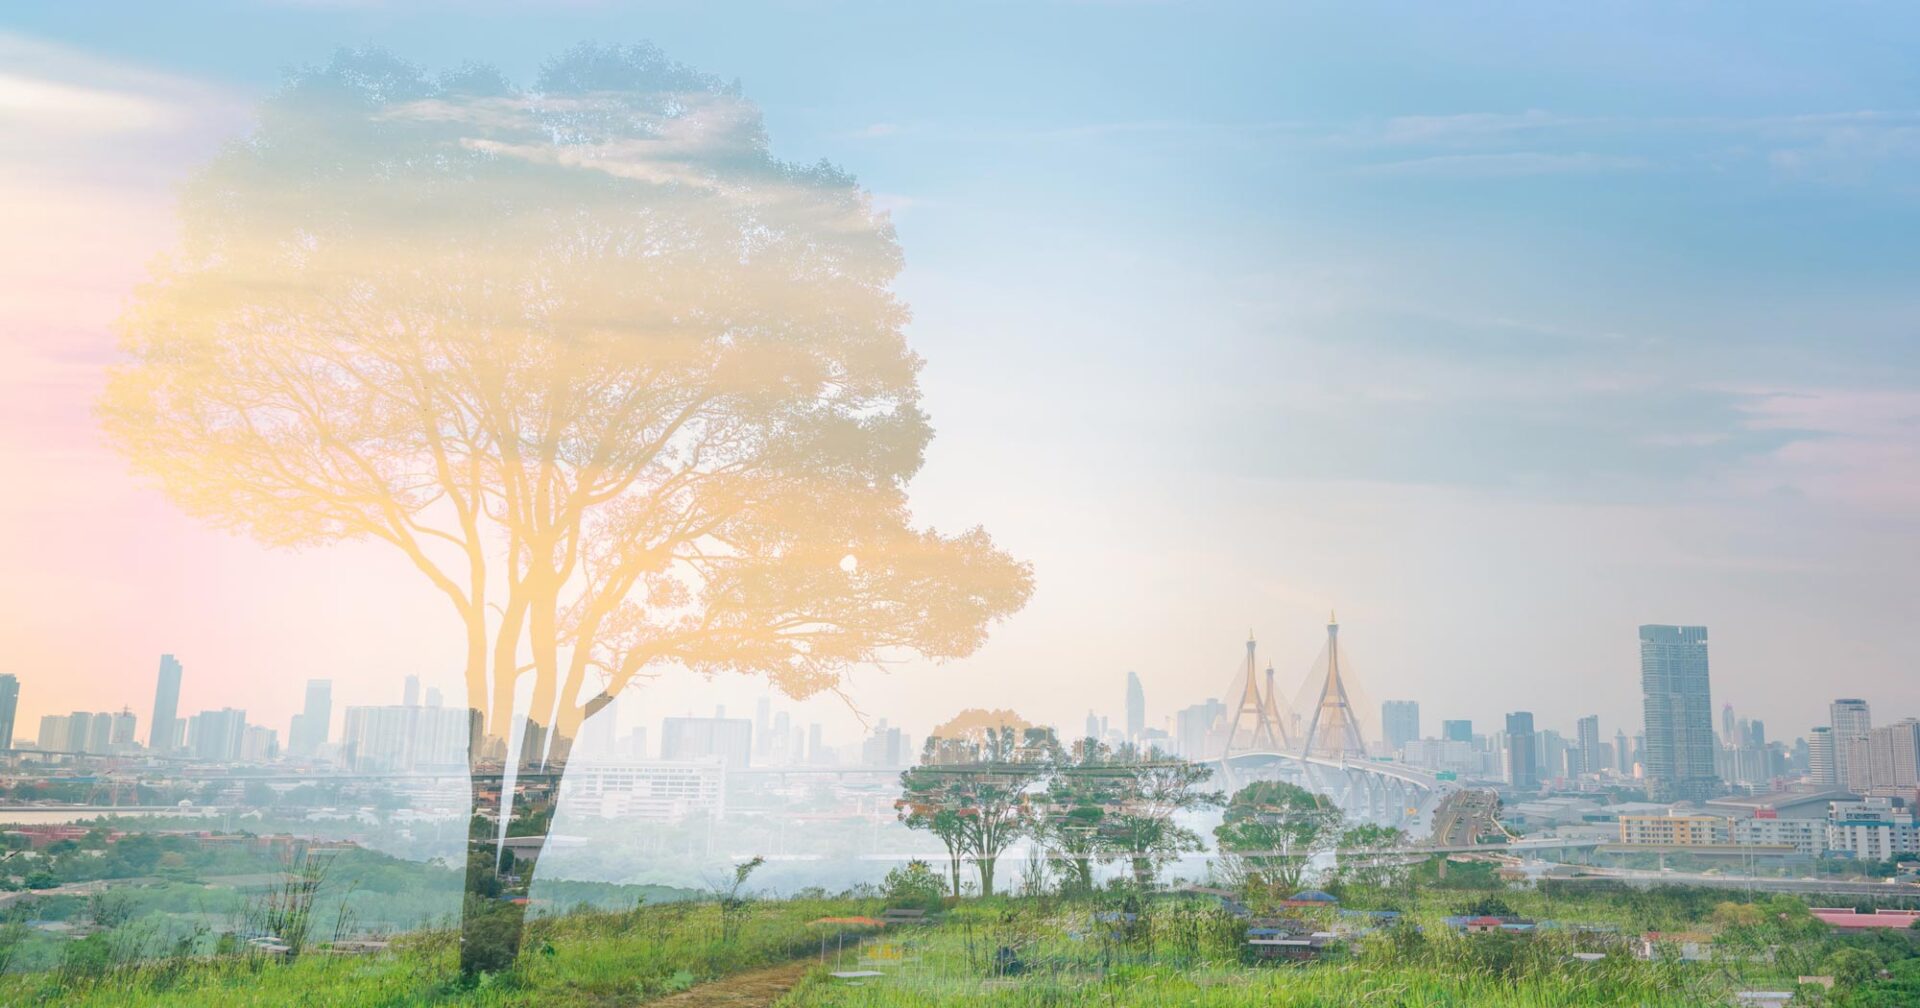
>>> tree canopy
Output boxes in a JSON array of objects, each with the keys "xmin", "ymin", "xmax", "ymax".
[{"xmin": 103, "ymin": 44, "xmax": 1033, "ymax": 759}]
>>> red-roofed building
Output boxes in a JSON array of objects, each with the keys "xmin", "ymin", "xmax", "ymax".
[{"xmin": 1810, "ymin": 907, "xmax": 1920, "ymax": 930}]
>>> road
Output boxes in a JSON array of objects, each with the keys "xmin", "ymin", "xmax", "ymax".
[{"xmin": 1550, "ymin": 864, "xmax": 1920, "ymax": 898}]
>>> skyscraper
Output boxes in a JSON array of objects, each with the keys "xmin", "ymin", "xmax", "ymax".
[
  {"xmin": 661, "ymin": 714, "xmax": 753, "ymax": 767},
  {"xmin": 1381, "ymin": 700, "xmax": 1420, "ymax": 755},
  {"xmin": 1639, "ymin": 625, "xmax": 1720, "ymax": 802},
  {"xmin": 1441, "ymin": 719, "xmax": 1473, "ymax": 743},
  {"xmin": 1505, "ymin": 712, "xmax": 1538, "ymax": 790},
  {"xmin": 402, "ymin": 674, "xmax": 421, "ymax": 708},
  {"xmin": 1575, "ymin": 715, "xmax": 1601, "ymax": 776},
  {"xmin": 188, "ymin": 708, "xmax": 247, "ymax": 762},
  {"xmin": 86, "ymin": 713, "xmax": 112, "ymax": 754},
  {"xmin": 1830, "ymin": 698, "xmax": 1871, "ymax": 792},
  {"xmin": 290, "ymin": 679, "xmax": 332, "ymax": 756},
  {"xmin": 1808, "ymin": 725, "xmax": 1837, "ymax": 786},
  {"xmin": 67, "ymin": 711, "xmax": 94, "ymax": 754},
  {"xmin": 1615, "ymin": 728, "xmax": 1632, "ymax": 773},
  {"xmin": 0, "ymin": 674, "xmax": 17, "ymax": 749},
  {"xmin": 150, "ymin": 654, "xmax": 183, "ymax": 753},
  {"xmin": 1125, "ymin": 671, "xmax": 1145, "ymax": 742}
]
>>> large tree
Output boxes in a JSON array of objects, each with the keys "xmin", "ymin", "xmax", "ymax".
[
  {"xmin": 1096, "ymin": 746, "xmax": 1220, "ymax": 887},
  {"xmin": 1032, "ymin": 738, "xmax": 1123, "ymax": 893},
  {"xmin": 1212, "ymin": 780, "xmax": 1343, "ymax": 897},
  {"xmin": 102, "ymin": 45, "xmax": 1031, "ymax": 974},
  {"xmin": 897, "ymin": 712, "xmax": 1048, "ymax": 897}
]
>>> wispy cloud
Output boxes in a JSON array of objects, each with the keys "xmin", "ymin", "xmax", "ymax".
[{"xmin": 1353, "ymin": 151, "xmax": 1647, "ymax": 178}]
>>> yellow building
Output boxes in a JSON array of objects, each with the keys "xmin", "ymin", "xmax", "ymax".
[{"xmin": 1618, "ymin": 813, "xmax": 1730, "ymax": 846}]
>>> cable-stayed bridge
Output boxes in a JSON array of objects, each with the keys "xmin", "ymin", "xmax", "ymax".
[{"xmin": 1211, "ymin": 615, "xmax": 1452, "ymax": 833}]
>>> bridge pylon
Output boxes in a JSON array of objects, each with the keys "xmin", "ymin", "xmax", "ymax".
[
  {"xmin": 1222, "ymin": 634, "xmax": 1290, "ymax": 755},
  {"xmin": 1301, "ymin": 612, "xmax": 1368, "ymax": 760}
]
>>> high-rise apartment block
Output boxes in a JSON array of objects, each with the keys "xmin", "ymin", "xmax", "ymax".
[
  {"xmin": 1505, "ymin": 711, "xmax": 1538, "ymax": 791},
  {"xmin": 1808, "ymin": 725, "xmax": 1837, "ymax": 786},
  {"xmin": 1830, "ymin": 698, "xmax": 1872, "ymax": 792},
  {"xmin": 1639, "ymin": 625, "xmax": 1720, "ymax": 802},
  {"xmin": 1381, "ymin": 700, "xmax": 1420, "ymax": 755},
  {"xmin": 1575, "ymin": 715, "xmax": 1601, "ymax": 776},
  {"xmin": 661, "ymin": 715, "xmax": 754, "ymax": 768},
  {"xmin": 187, "ymin": 708, "xmax": 247, "ymax": 762}
]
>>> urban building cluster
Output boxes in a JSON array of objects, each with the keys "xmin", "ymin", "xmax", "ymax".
[{"xmin": 1, "ymin": 656, "xmax": 922, "ymax": 827}]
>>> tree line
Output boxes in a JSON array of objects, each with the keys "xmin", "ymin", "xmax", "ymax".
[{"xmin": 895, "ymin": 711, "xmax": 1411, "ymax": 899}]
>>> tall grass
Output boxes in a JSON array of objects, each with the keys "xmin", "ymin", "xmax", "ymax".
[{"xmin": 5, "ymin": 897, "xmax": 874, "ymax": 1006}]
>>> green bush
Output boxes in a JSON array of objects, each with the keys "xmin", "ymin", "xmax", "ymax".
[{"xmin": 882, "ymin": 860, "xmax": 947, "ymax": 912}]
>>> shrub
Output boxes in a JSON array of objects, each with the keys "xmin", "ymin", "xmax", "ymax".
[{"xmin": 883, "ymin": 860, "xmax": 947, "ymax": 911}]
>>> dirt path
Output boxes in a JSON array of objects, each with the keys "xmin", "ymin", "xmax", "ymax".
[{"xmin": 644, "ymin": 959, "xmax": 816, "ymax": 1007}]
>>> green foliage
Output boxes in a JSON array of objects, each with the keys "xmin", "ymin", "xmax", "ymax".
[
  {"xmin": 1213, "ymin": 780, "xmax": 1342, "ymax": 897},
  {"xmin": 882, "ymin": 860, "xmax": 947, "ymax": 912}
]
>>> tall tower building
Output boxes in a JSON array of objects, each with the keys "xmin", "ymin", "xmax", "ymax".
[
  {"xmin": 1808, "ymin": 725, "xmax": 1837, "ymax": 786},
  {"xmin": 290, "ymin": 679, "xmax": 332, "ymax": 756},
  {"xmin": 1124, "ymin": 671, "xmax": 1145, "ymax": 742},
  {"xmin": 1615, "ymin": 728, "xmax": 1632, "ymax": 773},
  {"xmin": 1830, "ymin": 698, "xmax": 1871, "ymax": 792},
  {"xmin": 0, "ymin": 674, "xmax": 18, "ymax": 749},
  {"xmin": 1505, "ymin": 711, "xmax": 1539, "ymax": 790},
  {"xmin": 1441, "ymin": 719, "xmax": 1472, "ymax": 743},
  {"xmin": 1381, "ymin": 701, "xmax": 1420, "ymax": 755},
  {"xmin": 402, "ymin": 674, "xmax": 421, "ymax": 708},
  {"xmin": 1639, "ymin": 625, "xmax": 1720, "ymax": 802},
  {"xmin": 1575, "ymin": 715, "xmax": 1601, "ymax": 776},
  {"xmin": 150, "ymin": 654, "xmax": 183, "ymax": 753}
]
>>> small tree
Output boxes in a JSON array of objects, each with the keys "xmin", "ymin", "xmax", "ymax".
[
  {"xmin": 717, "ymin": 856, "xmax": 765, "ymax": 941},
  {"xmin": 1097, "ymin": 747, "xmax": 1221, "ymax": 887},
  {"xmin": 1335, "ymin": 823, "xmax": 1409, "ymax": 889},
  {"xmin": 898, "ymin": 721, "xmax": 1045, "ymax": 898},
  {"xmin": 258, "ymin": 847, "xmax": 337, "ymax": 960},
  {"xmin": 1213, "ymin": 780, "xmax": 1343, "ymax": 897},
  {"xmin": 1033, "ymin": 738, "xmax": 1120, "ymax": 894}
]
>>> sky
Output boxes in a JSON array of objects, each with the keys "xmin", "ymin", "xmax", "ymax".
[{"xmin": 5, "ymin": 1, "xmax": 1920, "ymax": 752}]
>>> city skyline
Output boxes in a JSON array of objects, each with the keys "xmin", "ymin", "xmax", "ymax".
[{"xmin": 6, "ymin": 5, "xmax": 1920, "ymax": 744}]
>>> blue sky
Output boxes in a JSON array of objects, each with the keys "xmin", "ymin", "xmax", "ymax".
[{"xmin": 6, "ymin": 2, "xmax": 1920, "ymax": 746}]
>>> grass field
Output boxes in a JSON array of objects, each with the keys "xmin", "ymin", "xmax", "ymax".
[
  {"xmin": 10, "ymin": 882, "xmax": 1920, "ymax": 1006},
  {"xmin": 8, "ymin": 897, "xmax": 876, "ymax": 1007}
]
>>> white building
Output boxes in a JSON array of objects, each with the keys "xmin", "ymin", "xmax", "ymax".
[
  {"xmin": 1826, "ymin": 798, "xmax": 1919, "ymax": 861},
  {"xmin": 342, "ymin": 705, "xmax": 475, "ymax": 772},
  {"xmin": 560, "ymin": 759, "xmax": 725, "ymax": 821},
  {"xmin": 1732, "ymin": 815, "xmax": 1827, "ymax": 857}
]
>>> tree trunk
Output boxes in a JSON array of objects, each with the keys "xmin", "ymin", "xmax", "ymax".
[
  {"xmin": 1071, "ymin": 856, "xmax": 1092, "ymax": 893},
  {"xmin": 977, "ymin": 855, "xmax": 995, "ymax": 897},
  {"xmin": 459, "ymin": 739, "xmax": 559, "ymax": 976}
]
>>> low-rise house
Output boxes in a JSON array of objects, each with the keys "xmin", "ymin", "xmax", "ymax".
[
  {"xmin": 1634, "ymin": 931, "xmax": 1712, "ymax": 961},
  {"xmin": 1246, "ymin": 931, "xmax": 1340, "ymax": 961},
  {"xmin": 1809, "ymin": 907, "xmax": 1920, "ymax": 930},
  {"xmin": 1279, "ymin": 889, "xmax": 1339, "ymax": 908},
  {"xmin": 1444, "ymin": 915, "xmax": 1538, "ymax": 935}
]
